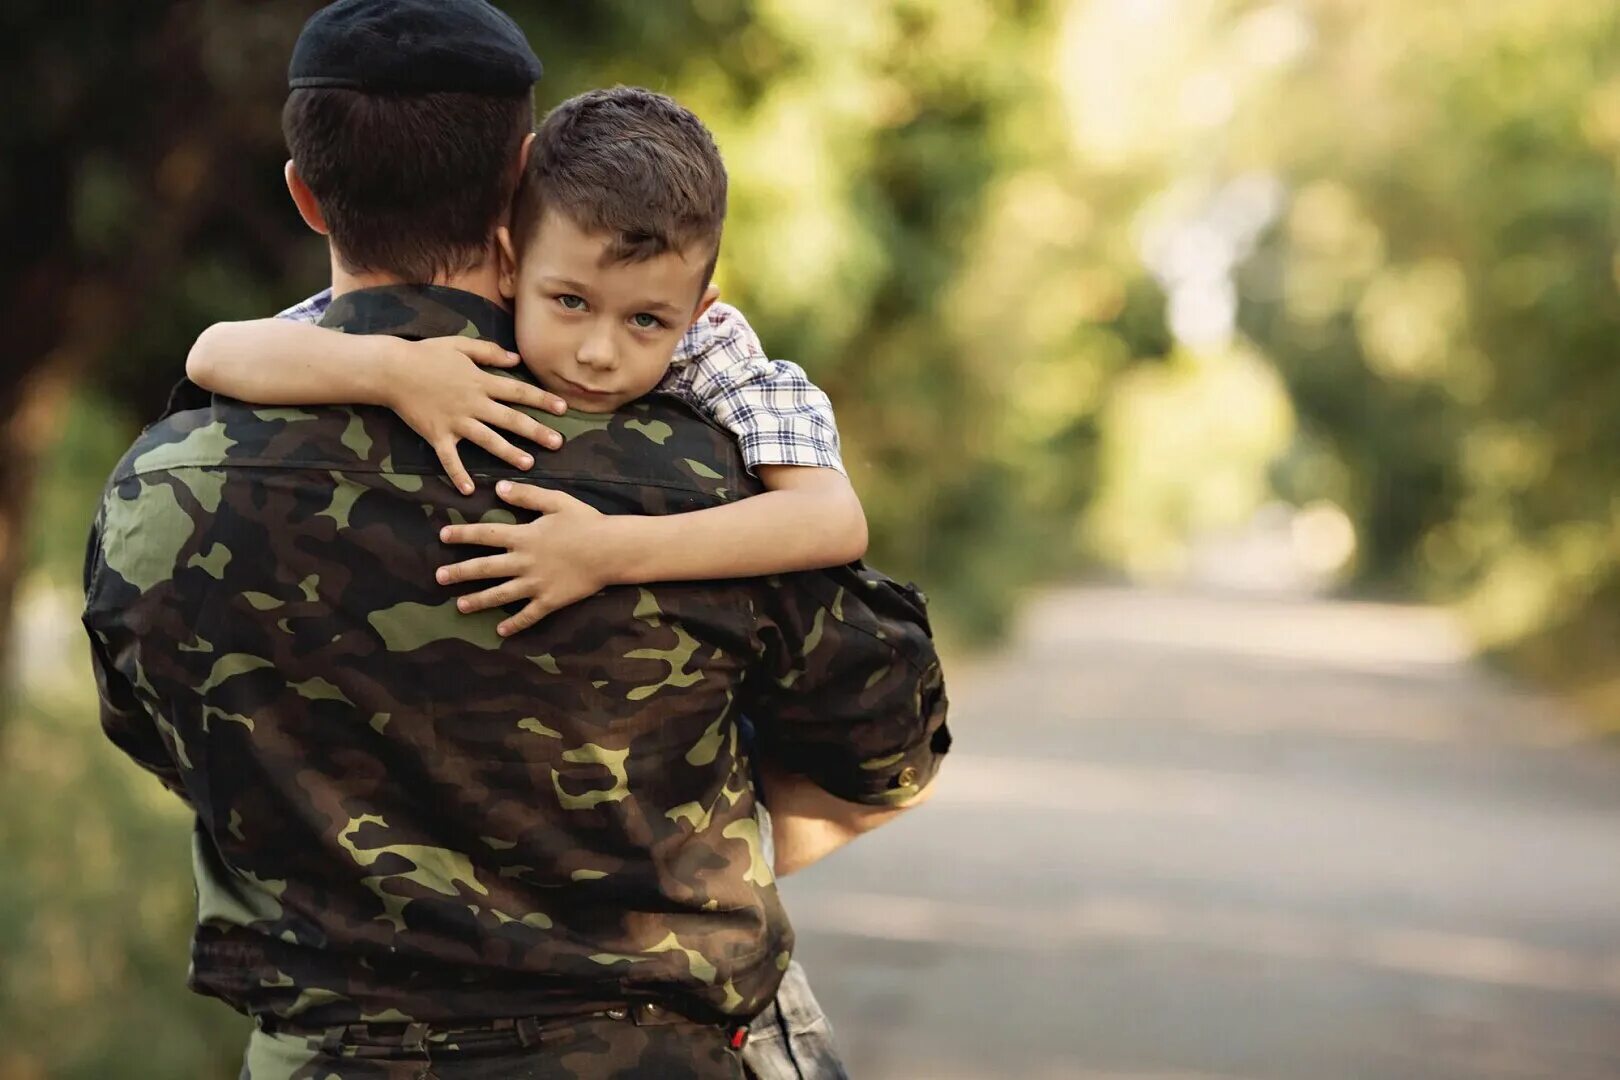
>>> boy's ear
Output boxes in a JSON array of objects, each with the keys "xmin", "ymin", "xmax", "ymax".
[
  {"xmin": 496, "ymin": 226, "xmax": 519, "ymax": 300},
  {"xmin": 689, "ymin": 283, "xmax": 720, "ymax": 327},
  {"xmin": 284, "ymin": 161, "xmax": 329, "ymax": 236}
]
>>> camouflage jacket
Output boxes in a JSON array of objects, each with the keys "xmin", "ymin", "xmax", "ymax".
[{"xmin": 82, "ymin": 285, "xmax": 949, "ymax": 1030}]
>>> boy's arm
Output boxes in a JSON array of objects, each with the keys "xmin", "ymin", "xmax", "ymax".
[
  {"xmin": 190, "ymin": 318, "xmax": 403, "ymax": 407},
  {"xmin": 437, "ymin": 301, "xmax": 868, "ymax": 635},
  {"xmin": 187, "ymin": 318, "xmax": 568, "ymax": 493},
  {"xmin": 653, "ymin": 300, "xmax": 869, "ymax": 573},
  {"xmin": 609, "ymin": 464, "xmax": 867, "ymax": 578},
  {"xmin": 437, "ymin": 467, "xmax": 867, "ymax": 637}
]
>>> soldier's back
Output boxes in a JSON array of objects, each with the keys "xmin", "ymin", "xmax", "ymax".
[{"xmin": 88, "ymin": 389, "xmax": 791, "ymax": 1029}]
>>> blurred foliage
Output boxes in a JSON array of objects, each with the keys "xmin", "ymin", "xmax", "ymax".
[
  {"xmin": 1, "ymin": 661, "xmax": 250, "ymax": 1079},
  {"xmin": 10, "ymin": 0, "xmax": 1620, "ymax": 1074},
  {"xmin": 1224, "ymin": 0, "xmax": 1620, "ymax": 716}
]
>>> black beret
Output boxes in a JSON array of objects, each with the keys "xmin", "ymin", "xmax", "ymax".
[{"xmin": 289, "ymin": 0, "xmax": 542, "ymax": 96}]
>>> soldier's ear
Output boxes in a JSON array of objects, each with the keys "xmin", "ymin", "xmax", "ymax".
[
  {"xmin": 496, "ymin": 226, "xmax": 519, "ymax": 300},
  {"xmin": 285, "ymin": 161, "xmax": 329, "ymax": 236},
  {"xmin": 513, "ymin": 131, "xmax": 536, "ymax": 189}
]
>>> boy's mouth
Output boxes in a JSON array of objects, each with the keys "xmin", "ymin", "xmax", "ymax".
[{"xmin": 556, "ymin": 376, "xmax": 615, "ymax": 400}]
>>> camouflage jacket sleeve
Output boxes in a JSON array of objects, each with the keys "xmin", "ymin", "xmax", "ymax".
[
  {"xmin": 81, "ymin": 509, "xmax": 192, "ymax": 805},
  {"xmin": 747, "ymin": 567, "xmax": 950, "ymax": 805}
]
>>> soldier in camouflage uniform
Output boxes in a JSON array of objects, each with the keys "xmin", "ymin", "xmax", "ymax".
[
  {"xmin": 82, "ymin": 4, "xmax": 948, "ymax": 1076},
  {"xmin": 86, "ymin": 288, "xmax": 947, "ymax": 1077}
]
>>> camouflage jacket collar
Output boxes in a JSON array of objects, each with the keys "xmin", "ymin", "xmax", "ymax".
[{"xmin": 318, "ymin": 284, "xmax": 518, "ymax": 350}]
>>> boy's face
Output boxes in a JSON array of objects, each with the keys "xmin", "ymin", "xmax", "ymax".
[{"xmin": 501, "ymin": 209, "xmax": 718, "ymax": 413}]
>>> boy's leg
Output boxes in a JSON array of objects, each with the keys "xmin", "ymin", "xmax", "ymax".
[
  {"xmin": 741, "ymin": 958, "xmax": 851, "ymax": 1080},
  {"xmin": 746, "ymin": 790, "xmax": 853, "ymax": 1080}
]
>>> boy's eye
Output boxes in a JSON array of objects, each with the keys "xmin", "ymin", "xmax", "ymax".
[
  {"xmin": 631, "ymin": 313, "xmax": 665, "ymax": 330},
  {"xmin": 557, "ymin": 294, "xmax": 587, "ymax": 311}
]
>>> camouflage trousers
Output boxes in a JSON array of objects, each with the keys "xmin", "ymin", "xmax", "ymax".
[{"xmin": 240, "ymin": 1005, "xmax": 747, "ymax": 1079}]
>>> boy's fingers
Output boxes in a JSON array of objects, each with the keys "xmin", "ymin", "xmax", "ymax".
[
  {"xmin": 484, "ymin": 403, "xmax": 563, "ymax": 451},
  {"xmin": 452, "ymin": 337, "xmax": 522, "ymax": 369},
  {"xmin": 436, "ymin": 553, "xmax": 518, "ymax": 586},
  {"xmin": 460, "ymin": 420, "xmax": 534, "ymax": 471},
  {"xmin": 433, "ymin": 440, "xmax": 476, "ymax": 496},
  {"xmin": 496, "ymin": 482, "xmax": 578, "ymax": 514},
  {"xmin": 440, "ymin": 522, "xmax": 520, "ymax": 548},
  {"xmin": 499, "ymin": 598, "xmax": 553, "ymax": 638},
  {"xmin": 455, "ymin": 579, "xmax": 530, "ymax": 615},
  {"xmin": 487, "ymin": 375, "xmax": 569, "ymax": 416}
]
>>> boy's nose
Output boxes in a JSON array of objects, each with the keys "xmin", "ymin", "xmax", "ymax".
[{"xmin": 576, "ymin": 327, "xmax": 616, "ymax": 370}]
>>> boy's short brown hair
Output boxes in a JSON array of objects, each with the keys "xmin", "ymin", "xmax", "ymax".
[{"xmin": 512, "ymin": 87, "xmax": 728, "ymax": 290}]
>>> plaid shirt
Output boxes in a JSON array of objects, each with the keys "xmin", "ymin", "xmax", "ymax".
[{"xmin": 279, "ymin": 289, "xmax": 844, "ymax": 474}]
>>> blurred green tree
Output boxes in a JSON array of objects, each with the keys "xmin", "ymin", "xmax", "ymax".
[
  {"xmin": 0, "ymin": 1, "xmax": 324, "ymax": 687},
  {"xmin": 1230, "ymin": 0, "xmax": 1620, "ymax": 718}
]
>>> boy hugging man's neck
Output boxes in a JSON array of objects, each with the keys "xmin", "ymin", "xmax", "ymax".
[{"xmin": 187, "ymin": 85, "xmax": 867, "ymax": 635}]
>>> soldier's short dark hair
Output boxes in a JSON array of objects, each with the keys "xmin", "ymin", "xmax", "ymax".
[
  {"xmin": 283, "ymin": 88, "xmax": 533, "ymax": 282},
  {"xmin": 513, "ymin": 87, "xmax": 728, "ymax": 291}
]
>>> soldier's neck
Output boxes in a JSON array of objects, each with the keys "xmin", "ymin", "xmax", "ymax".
[{"xmin": 328, "ymin": 249, "xmax": 509, "ymax": 310}]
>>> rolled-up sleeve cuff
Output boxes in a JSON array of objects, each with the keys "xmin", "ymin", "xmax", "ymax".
[
  {"xmin": 813, "ymin": 663, "xmax": 951, "ymax": 805},
  {"xmin": 738, "ymin": 434, "xmax": 847, "ymax": 477},
  {"xmin": 849, "ymin": 723, "xmax": 951, "ymax": 805}
]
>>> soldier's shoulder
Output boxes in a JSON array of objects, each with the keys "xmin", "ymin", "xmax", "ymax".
[
  {"xmin": 116, "ymin": 400, "xmax": 365, "ymax": 482},
  {"xmin": 580, "ymin": 398, "xmax": 759, "ymax": 501}
]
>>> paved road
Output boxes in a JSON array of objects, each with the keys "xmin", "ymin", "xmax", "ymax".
[{"xmin": 778, "ymin": 586, "xmax": 1620, "ymax": 1080}]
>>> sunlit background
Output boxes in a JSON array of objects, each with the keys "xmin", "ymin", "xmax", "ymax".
[{"xmin": 6, "ymin": 1, "xmax": 1620, "ymax": 1077}]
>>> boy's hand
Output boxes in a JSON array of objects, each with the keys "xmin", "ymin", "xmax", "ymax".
[
  {"xmin": 380, "ymin": 337, "xmax": 570, "ymax": 496},
  {"xmin": 436, "ymin": 481, "xmax": 615, "ymax": 636}
]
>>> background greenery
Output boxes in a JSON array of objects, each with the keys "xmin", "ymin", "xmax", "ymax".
[{"xmin": 4, "ymin": 1, "xmax": 1619, "ymax": 1075}]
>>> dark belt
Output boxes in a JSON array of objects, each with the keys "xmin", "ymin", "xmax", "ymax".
[{"xmin": 257, "ymin": 1002, "xmax": 748, "ymax": 1053}]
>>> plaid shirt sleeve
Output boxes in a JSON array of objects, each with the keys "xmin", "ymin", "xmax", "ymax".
[
  {"xmin": 660, "ymin": 302, "xmax": 845, "ymax": 475},
  {"xmin": 278, "ymin": 288, "xmax": 333, "ymax": 323}
]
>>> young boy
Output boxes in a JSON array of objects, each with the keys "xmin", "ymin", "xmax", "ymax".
[{"xmin": 187, "ymin": 86, "xmax": 866, "ymax": 637}]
